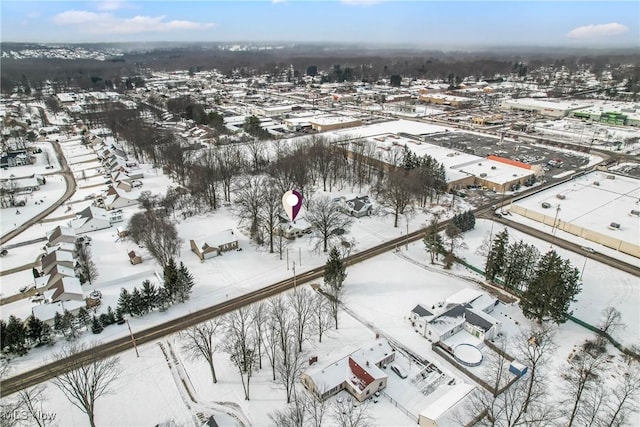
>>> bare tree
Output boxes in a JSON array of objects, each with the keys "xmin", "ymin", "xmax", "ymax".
[
  {"xmin": 561, "ymin": 344, "xmax": 609, "ymax": 427},
  {"xmin": 76, "ymin": 243, "xmax": 98, "ymax": 285},
  {"xmin": 288, "ymin": 287, "xmax": 315, "ymax": 352},
  {"xmin": 260, "ymin": 182, "xmax": 284, "ymax": 254},
  {"xmin": 216, "ymin": 145, "xmax": 244, "ymax": 203},
  {"xmin": 51, "ymin": 342, "xmax": 122, "ymax": 427},
  {"xmin": 600, "ymin": 363, "xmax": 640, "ymax": 427},
  {"xmin": 599, "ymin": 306, "xmax": 626, "ymax": 338},
  {"xmin": 128, "ymin": 209, "xmax": 181, "ymax": 268},
  {"xmin": 309, "ymin": 135, "xmax": 334, "ymax": 192},
  {"xmin": 276, "ymin": 341, "xmax": 307, "ymax": 404},
  {"xmin": 306, "ymin": 196, "xmax": 353, "ymax": 253},
  {"xmin": 16, "ymin": 385, "xmax": 51, "ymax": 427},
  {"xmin": 263, "ymin": 313, "xmax": 280, "ymax": 381},
  {"xmin": 222, "ymin": 307, "xmax": 257, "ymax": 400},
  {"xmin": 312, "ymin": 291, "xmax": 333, "ymax": 343},
  {"xmin": 269, "ymin": 295, "xmax": 295, "ymax": 368},
  {"xmin": 244, "ymin": 137, "xmax": 266, "ymax": 173},
  {"xmin": 179, "ymin": 318, "xmax": 224, "ymax": 383},
  {"xmin": 251, "ymin": 302, "xmax": 268, "ymax": 370},
  {"xmin": 443, "ymin": 222, "xmax": 467, "ymax": 269},
  {"xmin": 301, "ymin": 387, "xmax": 329, "ymax": 427},
  {"xmin": 512, "ymin": 323, "xmax": 557, "ymax": 414},
  {"xmin": 268, "ymin": 391, "xmax": 306, "ymax": 427},
  {"xmin": 331, "ymin": 399, "xmax": 374, "ymax": 427},
  {"xmin": 234, "ymin": 175, "xmax": 265, "ymax": 240},
  {"xmin": 377, "ymin": 169, "xmax": 416, "ymax": 228}
]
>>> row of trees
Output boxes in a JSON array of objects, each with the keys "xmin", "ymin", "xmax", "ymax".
[
  {"xmin": 0, "ymin": 304, "xmax": 121, "ymax": 357},
  {"xmin": 179, "ymin": 247, "xmax": 347, "ymax": 403},
  {"xmin": 118, "ymin": 259, "xmax": 195, "ymax": 317},
  {"xmin": 485, "ymin": 229, "xmax": 582, "ymax": 324}
]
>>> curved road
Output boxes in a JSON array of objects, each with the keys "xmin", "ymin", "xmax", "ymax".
[{"xmin": 0, "ymin": 140, "xmax": 77, "ymax": 246}]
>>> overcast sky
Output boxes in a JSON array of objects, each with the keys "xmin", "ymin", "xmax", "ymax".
[{"xmin": 1, "ymin": 1, "xmax": 638, "ymax": 48}]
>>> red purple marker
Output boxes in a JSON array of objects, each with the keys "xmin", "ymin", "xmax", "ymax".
[{"xmin": 282, "ymin": 190, "xmax": 303, "ymax": 221}]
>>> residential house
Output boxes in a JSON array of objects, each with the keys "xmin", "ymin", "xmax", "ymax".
[
  {"xmin": 276, "ymin": 217, "xmax": 313, "ymax": 239},
  {"xmin": 0, "ymin": 177, "xmax": 40, "ymax": 192},
  {"xmin": 340, "ymin": 195, "xmax": 373, "ymax": 218},
  {"xmin": 103, "ymin": 188, "xmax": 138, "ymax": 210},
  {"xmin": 45, "ymin": 264, "xmax": 77, "ymax": 288},
  {"xmin": 69, "ymin": 206, "xmax": 113, "ymax": 233},
  {"xmin": 45, "ymin": 276, "xmax": 84, "ymax": 303},
  {"xmin": 190, "ymin": 229, "xmax": 239, "ymax": 261},
  {"xmin": 410, "ymin": 289, "xmax": 501, "ymax": 343},
  {"xmin": 46, "ymin": 226, "xmax": 77, "ymax": 247},
  {"xmin": 32, "ymin": 300, "xmax": 86, "ymax": 326},
  {"xmin": 301, "ymin": 339, "xmax": 395, "ymax": 402},
  {"xmin": 0, "ymin": 150, "xmax": 31, "ymax": 168},
  {"xmin": 41, "ymin": 250, "xmax": 75, "ymax": 275}
]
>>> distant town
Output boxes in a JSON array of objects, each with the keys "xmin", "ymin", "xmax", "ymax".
[{"xmin": 1, "ymin": 42, "xmax": 639, "ymax": 427}]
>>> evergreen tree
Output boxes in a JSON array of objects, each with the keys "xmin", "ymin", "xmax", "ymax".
[
  {"xmin": 99, "ymin": 313, "xmax": 112, "ymax": 327},
  {"xmin": 423, "ymin": 218, "xmax": 444, "ymax": 264},
  {"xmin": 76, "ymin": 307, "xmax": 90, "ymax": 329},
  {"xmin": 63, "ymin": 310, "xmax": 78, "ymax": 340},
  {"xmin": 503, "ymin": 240, "xmax": 540, "ymax": 291},
  {"xmin": 141, "ymin": 280, "xmax": 158, "ymax": 313},
  {"xmin": 0, "ymin": 319, "xmax": 6, "ymax": 351},
  {"xmin": 115, "ymin": 308, "xmax": 124, "ymax": 323},
  {"xmin": 117, "ymin": 288, "xmax": 132, "ymax": 315},
  {"xmin": 163, "ymin": 258, "xmax": 179, "ymax": 303},
  {"xmin": 176, "ymin": 262, "xmax": 195, "ymax": 303},
  {"xmin": 40, "ymin": 323, "xmax": 53, "ymax": 346},
  {"xmin": 5, "ymin": 315, "xmax": 28, "ymax": 355},
  {"xmin": 26, "ymin": 315, "xmax": 45, "ymax": 347},
  {"xmin": 107, "ymin": 306, "xmax": 117, "ymax": 324},
  {"xmin": 444, "ymin": 222, "xmax": 463, "ymax": 269},
  {"xmin": 157, "ymin": 287, "xmax": 171, "ymax": 312},
  {"xmin": 485, "ymin": 229, "xmax": 509, "ymax": 281},
  {"xmin": 520, "ymin": 250, "xmax": 582, "ymax": 324},
  {"xmin": 91, "ymin": 316, "xmax": 104, "ymax": 334},
  {"xmin": 53, "ymin": 311, "xmax": 65, "ymax": 336},
  {"xmin": 464, "ymin": 210, "xmax": 476, "ymax": 230},
  {"xmin": 324, "ymin": 247, "xmax": 347, "ymax": 290},
  {"xmin": 130, "ymin": 287, "xmax": 144, "ymax": 316}
]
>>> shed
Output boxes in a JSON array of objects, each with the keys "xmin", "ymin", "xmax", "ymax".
[
  {"xmin": 509, "ymin": 361, "xmax": 528, "ymax": 377},
  {"xmin": 128, "ymin": 250, "xmax": 143, "ymax": 265}
]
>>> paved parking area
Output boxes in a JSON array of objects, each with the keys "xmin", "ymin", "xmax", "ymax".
[{"xmin": 423, "ymin": 131, "xmax": 590, "ymax": 182}]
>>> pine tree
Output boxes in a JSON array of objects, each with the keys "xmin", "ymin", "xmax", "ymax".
[
  {"xmin": 465, "ymin": 210, "xmax": 476, "ymax": 231},
  {"xmin": 520, "ymin": 250, "xmax": 582, "ymax": 324},
  {"xmin": 107, "ymin": 306, "xmax": 116, "ymax": 324},
  {"xmin": 115, "ymin": 308, "xmax": 124, "ymax": 323},
  {"xmin": 176, "ymin": 262, "xmax": 195, "ymax": 303},
  {"xmin": 163, "ymin": 258, "xmax": 179, "ymax": 303},
  {"xmin": 324, "ymin": 247, "xmax": 347, "ymax": 290},
  {"xmin": 53, "ymin": 311, "xmax": 65, "ymax": 336},
  {"xmin": 503, "ymin": 240, "xmax": 540, "ymax": 291},
  {"xmin": 423, "ymin": 218, "xmax": 444, "ymax": 264},
  {"xmin": 141, "ymin": 280, "xmax": 158, "ymax": 313},
  {"xmin": 5, "ymin": 315, "xmax": 28, "ymax": 355},
  {"xmin": 0, "ymin": 319, "xmax": 7, "ymax": 351},
  {"xmin": 157, "ymin": 287, "xmax": 171, "ymax": 312},
  {"xmin": 26, "ymin": 315, "xmax": 45, "ymax": 347},
  {"xmin": 91, "ymin": 316, "xmax": 104, "ymax": 334},
  {"xmin": 485, "ymin": 229, "xmax": 509, "ymax": 281},
  {"xmin": 118, "ymin": 288, "xmax": 132, "ymax": 315},
  {"xmin": 63, "ymin": 310, "xmax": 78, "ymax": 340},
  {"xmin": 40, "ymin": 323, "xmax": 53, "ymax": 346},
  {"xmin": 100, "ymin": 313, "xmax": 112, "ymax": 327},
  {"xmin": 76, "ymin": 307, "xmax": 90, "ymax": 329},
  {"xmin": 130, "ymin": 287, "xmax": 144, "ymax": 316}
]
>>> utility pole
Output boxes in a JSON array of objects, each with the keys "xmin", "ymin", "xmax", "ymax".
[
  {"xmin": 126, "ymin": 319, "xmax": 139, "ymax": 358},
  {"xmin": 406, "ymin": 217, "xmax": 409, "ymax": 251},
  {"xmin": 580, "ymin": 256, "xmax": 588, "ymax": 281},
  {"xmin": 292, "ymin": 261, "xmax": 297, "ymax": 290}
]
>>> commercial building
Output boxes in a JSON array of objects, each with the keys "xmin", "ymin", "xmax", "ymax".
[{"xmin": 501, "ymin": 98, "xmax": 592, "ymax": 118}]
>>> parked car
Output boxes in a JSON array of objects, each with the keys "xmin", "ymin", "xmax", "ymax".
[
  {"xmin": 45, "ymin": 165, "xmax": 55, "ymax": 170},
  {"xmin": 581, "ymin": 246, "xmax": 596, "ymax": 254},
  {"xmin": 390, "ymin": 364, "xmax": 407, "ymax": 379},
  {"xmin": 0, "ymin": 248, "xmax": 8, "ymax": 257}
]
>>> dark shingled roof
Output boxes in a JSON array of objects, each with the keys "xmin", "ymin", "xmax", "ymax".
[
  {"xmin": 411, "ymin": 304, "xmax": 433, "ymax": 317},
  {"xmin": 464, "ymin": 308, "xmax": 495, "ymax": 332}
]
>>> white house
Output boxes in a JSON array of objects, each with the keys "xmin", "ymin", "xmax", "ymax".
[
  {"xmin": 300, "ymin": 339, "xmax": 395, "ymax": 402},
  {"xmin": 103, "ymin": 188, "xmax": 138, "ymax": 210},
  {"xmin": 46, "ymin": 225, "xmax": 76, "ymax": 247},
  {"xmin": 338, "ymin": 195, "xmax": 374, "ymax": 218},
  {"xmin": 69, "ymin": 206, "xmax": 112, "ymax": 233},
  {"xmin": 46, "ymin": 276, "xmax": 84, "ymax": 303},
  {"xmin": 277, "ymin": 218, "xmax": 313, "ymax": 239},
  {"xmin": 410, "ymin": 289, "xmax": 501, "ymax": 343}
]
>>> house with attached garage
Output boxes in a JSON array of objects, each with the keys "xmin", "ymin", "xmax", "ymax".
[
  {"xmin": 410, "ymin": 289, "xmax": 501, "ymax": 343},
  {"xmin": 300, "ymin": 339, "xmax": 396, "ymax": 402},
  {"xmin": 103, "ymin": 188, "xmax": 139, "ymax": 210},
  {"xmin": 45, "ymin": 276, "xmax": 84, "ymax": 303},
  {"xmin": 190, "ymin": 229, "xmax": 239, "ymax": 262},
  {"xmin": 46, "ymin": 226, "xmax": 77, "ymax": 247},
  {"xmin": 69, "ymin": 205, "xmax": 121, "ymax": 233},
  {"xmin": 335, "ymin": 195, "xmax": 374, "ymax": 218},
  {"xmin": 32, "ymin": 300, "xmax": 86, "ymax": 326},
  {"xmin": 40, "ymin": 250, "xmax": 75, "ymax": 275}
]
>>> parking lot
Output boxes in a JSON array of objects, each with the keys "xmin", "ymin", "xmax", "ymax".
[{"xmin": 423, "ymin": 131, "xmax": 590, "ymax": 182}]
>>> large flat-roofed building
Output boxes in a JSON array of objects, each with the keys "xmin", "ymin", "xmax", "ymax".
[
  {"xmin": 501, "ymin": 98, "xmax": 592, "ymax": 118},
  {"xmin": 419, "ymin": 93, "xmax": 476, "ymax": 107},
  {"xmin": 509, "ymin": 171, "xmax": 640, "ymax": 258},
  {"xmin": 308, "ymin": 115, "xmax": 363, "ymax": 132},
  {"xmin": 569, "ymin": 101, "xmax": 640, "ymax": 127}
]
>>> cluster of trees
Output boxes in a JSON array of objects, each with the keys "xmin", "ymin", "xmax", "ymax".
[
  {"xmin": 127, "ymin": 192, "xmax": 182, "ymax": 268},
  {"xmin": 75, "ymin": 242, "xmax": 98, "ymax": 285},
  {"xmin": 451, "ymin": 209, "xmax": 476, "ymax": 232},
  {"xmin": 465, "ymin": 308, "xmax": 639, "ymax": 427},
  {"xmin": 422, "ymin": 217, "xmax": 468, "ymax": 269},
  {"xmin": 118, "ymin": 259, "xmax": 194, "ymax": 317},
  {"xmin": 244, "ymin": 115, "xmax": 271, "ymax": 140},
  {"xmin": 180, "ymin": 248, "xmax": 346, "ymax": 403},
  {"xmin": 0, "ymin": 305, "xmax": 121, "ymax": 357},
  {"xmin": 485, "ymin": 229, "xmax": 581, "ymax": 324}
]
